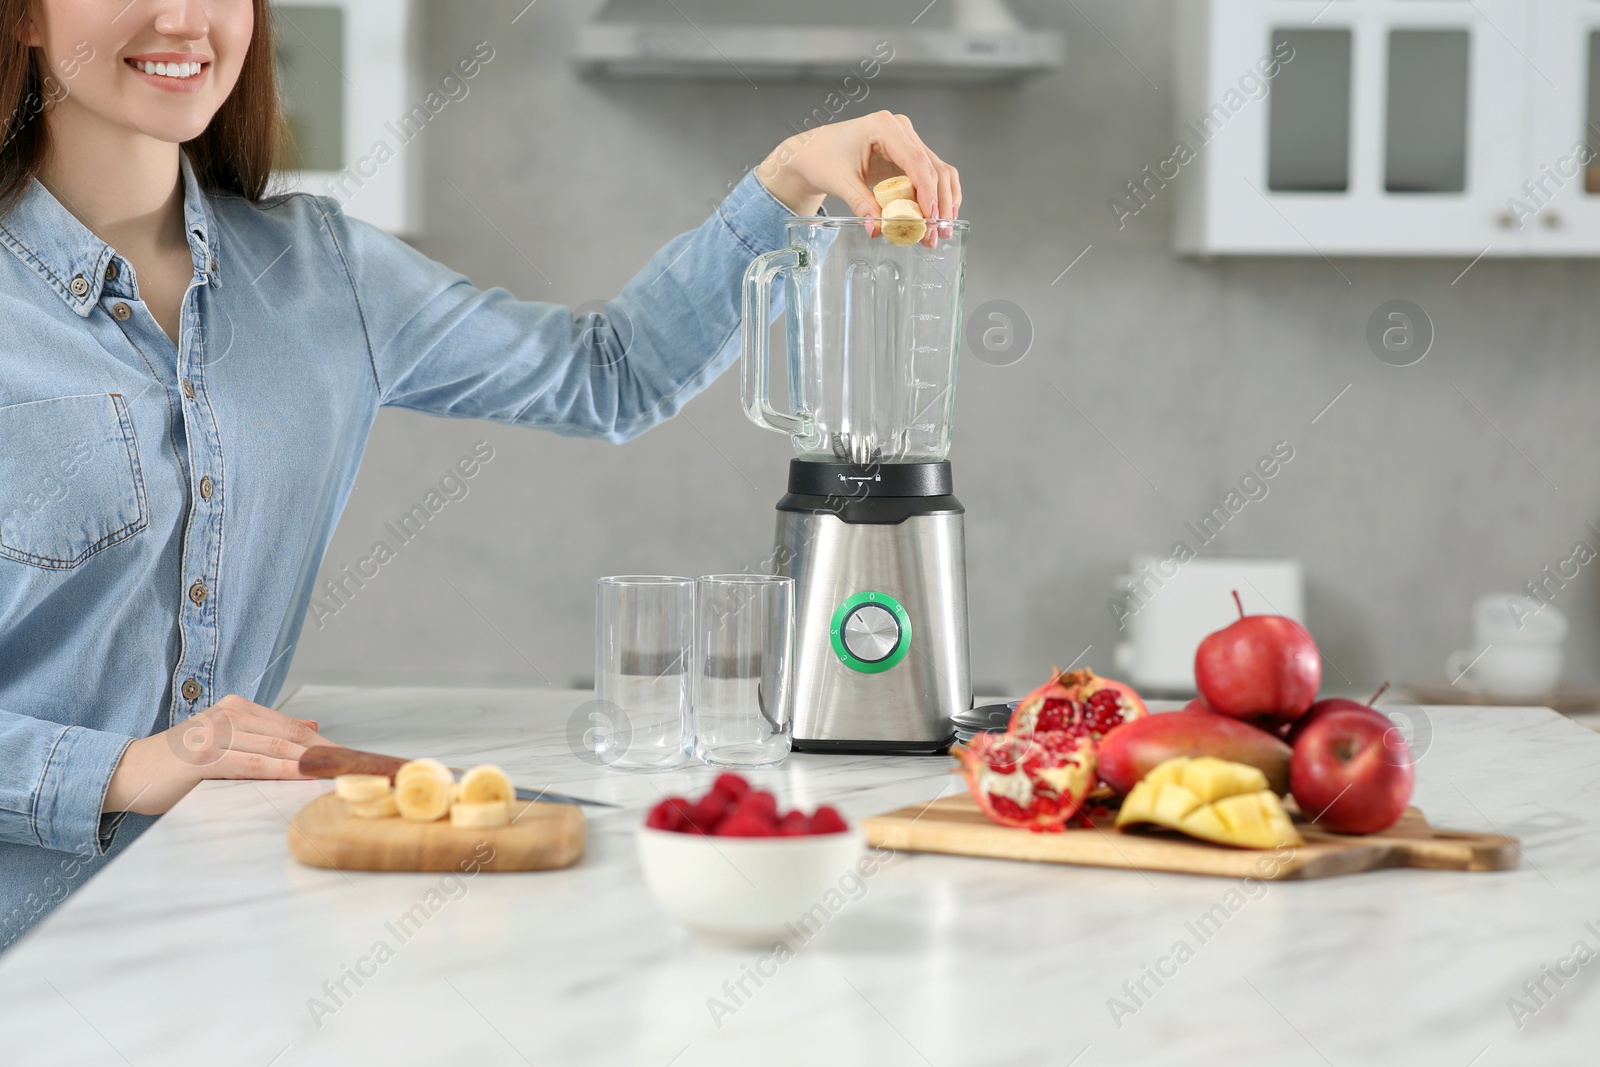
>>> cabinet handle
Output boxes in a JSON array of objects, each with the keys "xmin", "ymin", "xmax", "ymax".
[
  {"xmin": 1496, "ymin": 211, "xmax": 1518, "ymax": 229},
  {"xmin": 1543, "ymin": 211, "xmax": 1563, "ymax": 229}
]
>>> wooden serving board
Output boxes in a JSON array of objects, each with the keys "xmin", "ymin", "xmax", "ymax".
[
  {"xmin": 287, "ymin": 793, "xmax": 586, "ymax": 873},
  {"xmin": 864, "ymin": 795, "xmax": 1518, "ymax": 880}
]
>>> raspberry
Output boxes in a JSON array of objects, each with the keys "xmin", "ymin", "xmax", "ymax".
[
  {"xmin": 646, "ymin": 796, "xmax": 692, "ymax": 832},
  {"xmin": 808, "ymin": 806, "xmax": 849, "ymax": 834},
  {"xmin": 733, "ymin": 790, "xmax": 779, "ymax": 825},
  {"xmin": 710, "ymin": 773, "xmax": 751, "ymax": 801},
  {"xmin": 689, "ymin": 794, "xmax": 731, "ymax": 833},
  {"xmin": 777, "ymin": 810, "xmax": 811, "ymax": 836},
  {"xmin": 715, "ymin": 813, "xmax": 778, "ymax": 837}
]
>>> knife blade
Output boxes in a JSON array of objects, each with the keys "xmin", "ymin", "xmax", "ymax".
[{"xmin": 298, "ymin": 745, "xmax": 618, "ymax": 809}]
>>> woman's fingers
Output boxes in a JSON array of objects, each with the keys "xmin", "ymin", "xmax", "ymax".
[
  {"xmin": 215, "ymin": 749, "xmax": 315, "ymax": 782},
  {"xmin": 881, "ymin": 116, "xmax": 940, "ymax": 219}
]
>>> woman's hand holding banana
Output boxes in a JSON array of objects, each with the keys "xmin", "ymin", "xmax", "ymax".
[{"xmin": 756, "ymin": 110, "xmax": 961, "ymax": 246}]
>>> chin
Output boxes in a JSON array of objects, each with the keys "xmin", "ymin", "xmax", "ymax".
[{"xmin": 129, "ymin": 113, "xmax": 222, "ymax": 147}]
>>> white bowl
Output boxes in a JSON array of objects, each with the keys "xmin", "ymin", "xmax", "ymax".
[{"xmin": 636, "ymin": 825, "xmax": 866, "ymax": 946}]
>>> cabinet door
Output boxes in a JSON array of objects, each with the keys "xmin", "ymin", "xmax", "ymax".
[
  {"xmin": 273, "ymin": 0, "xmax": 420, "ymax": 236},
  {"xmin": 1190, "ymin": 0, "xmax": 1530, "ymax": 255},
  {"xmin": 1527, "ymin": 0, "xmax": 1600, "ymax": 253}
]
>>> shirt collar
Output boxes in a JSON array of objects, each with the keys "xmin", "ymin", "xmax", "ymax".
[{"xmin": 0, "ymin": 149, "xmax": 223, "ymax": 318}]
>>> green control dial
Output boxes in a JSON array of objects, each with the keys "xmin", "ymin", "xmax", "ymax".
[{"xmin": 829, "ymin": 591, "xmax": 911, "ymax": 673}]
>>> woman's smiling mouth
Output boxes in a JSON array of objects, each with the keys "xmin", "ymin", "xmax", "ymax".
[{"xmin": 124, "ymin": 54, "xmax": 210, "ymax": 91}]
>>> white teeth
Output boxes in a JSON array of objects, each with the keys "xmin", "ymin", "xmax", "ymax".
[{"xmin": 136, "ymin": 60, "xmax": 200, "ymax": 78}]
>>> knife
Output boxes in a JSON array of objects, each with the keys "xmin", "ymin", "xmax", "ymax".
[{"xmin": 298, "ymin": 746, "xmax": 619, "ymax": 809}]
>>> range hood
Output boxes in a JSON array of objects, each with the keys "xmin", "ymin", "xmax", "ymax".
[{"xmin": 574, "ymin": 0, "xmax": 1062, "ymax": 84}]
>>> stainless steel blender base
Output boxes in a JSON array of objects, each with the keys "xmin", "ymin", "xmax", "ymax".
[{"xmin": 777, "ymin": 507, "xmax": 969, "ymax": 753}]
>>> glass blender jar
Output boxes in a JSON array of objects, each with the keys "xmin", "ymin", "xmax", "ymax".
[{"xmin": 740, "ymin": 216, "xmax": 971, "ymax": 753}]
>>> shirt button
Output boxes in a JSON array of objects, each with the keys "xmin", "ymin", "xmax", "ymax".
[
  {"xmin": 69, "ymin": 274, "xmax": 88, "ymax": 296},
  {"xmin": 199, "ymin": 475, "xmax": 214, "ymax": 500},
  {"xmin": 189, "ymin": 580, "xmax": 208, "ymax": 606},
  {"xmin": 181, "ymin": 678, "xmax": 202, "ymax": 702},
  {"xmin": 181, "ymin": 378, "xmax": 195, "ymax": 399},
  {"xmin": 112, "ymin": 302, "xmax": 131, "ymax": 321},
  {"xmin": 105, "ymin": 261, "xmax": 119, "ymax": 282}
]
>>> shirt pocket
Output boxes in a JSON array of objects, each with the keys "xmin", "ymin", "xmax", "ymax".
[{"xmin": 0, "ymin": 393, "xmax": 148, "ymax": 570}]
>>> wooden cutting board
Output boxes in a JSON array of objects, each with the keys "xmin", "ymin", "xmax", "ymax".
[
  {"xmin": 864, "ymin": 795, "xmax": 1518, "ymax": 880},
  {"xmin": 287, "ymin": 793, "xmax": 586, "ymax": 873}
]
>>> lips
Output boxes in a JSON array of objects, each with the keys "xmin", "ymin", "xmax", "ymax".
[{"xmin": 123, "ymin": 55, "xmax": 211, "ymax": 94}]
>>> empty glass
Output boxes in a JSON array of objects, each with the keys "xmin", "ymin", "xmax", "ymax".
[
  {"xmin": 594, "ymin": 576, "xmax": 695, "ymax": 770},
  {"xmin": 693, "ymin": 575, "xmax": 794, "ymax": 768}
]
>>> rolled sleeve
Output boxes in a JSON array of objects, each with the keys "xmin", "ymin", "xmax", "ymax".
[
  {"xmin": 317, "ymin": 167, "xmax": 798, "ymax": 443},
  {"xmin": 1, "ymin": 716, "xmax": 135, "ymax": 855}
]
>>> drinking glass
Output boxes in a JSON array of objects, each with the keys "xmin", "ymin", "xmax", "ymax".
[
  {"xmin": 594, "ymin": 576, "xmax": 695, "ymax": 770},
  {"xmin": 693, "ymin": 575, "xmax": 795, "ymax": 768}
]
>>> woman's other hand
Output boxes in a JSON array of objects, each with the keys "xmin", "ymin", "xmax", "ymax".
[
  {"xmin": 104, "ymin": 695, "xmax": 342, "ymax": 815},
  {"xmin": 756, "ymin": 111, "xmax": 961, "ymax": 245}
]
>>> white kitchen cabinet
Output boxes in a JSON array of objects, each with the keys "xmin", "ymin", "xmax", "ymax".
[
  {"xmin": 271, "ymin": 0, "xmax": 421, "ymax": 235},
  {"xmin": 1171, "ymin": 0, "xmax": 1598, "ymax": 257},
  {"xmin": 1527, "ymin": 0, "xmax": 1600, "ymax": 253}
]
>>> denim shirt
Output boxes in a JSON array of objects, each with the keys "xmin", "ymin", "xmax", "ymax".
[{"xmin": 0, "ymin": 152, "xmax": 797, "ymax": 947}]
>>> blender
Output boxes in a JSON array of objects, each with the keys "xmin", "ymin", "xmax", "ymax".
[{"xmin": 740, "ymin": 214, "xmax": 970, "ymax": 754}]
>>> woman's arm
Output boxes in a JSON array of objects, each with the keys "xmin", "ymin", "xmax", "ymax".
[
  {"xmin": 103, "ymin": 696, "xmax": 340, "ymax": 818},
  {"xmin": 317, "ymin": 113, "xmax": 960, "ymax": 442}
]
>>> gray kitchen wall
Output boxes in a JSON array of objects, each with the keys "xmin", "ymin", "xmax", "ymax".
[{"xmin": 279, "ymin": 0, "xmax": 1600, "ymax": 701}]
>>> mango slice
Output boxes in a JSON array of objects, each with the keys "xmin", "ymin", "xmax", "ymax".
[{"xmin": 1117, "ymin": 756, "xmax": 1303, "ymax": 849}]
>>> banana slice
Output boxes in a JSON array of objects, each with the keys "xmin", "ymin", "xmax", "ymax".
[
  {"xmin": 350, "ymin": 792, "xmax": 399, "ymax": 819},
  {"xmin": 450, "ymin": 800, "xmax": 512, "ymax": 830},
  {"xmin": 335, "ymin": 774, "xmax": 392, "ymax": 803},
  {"xmin": 458, "ymin": 764, "xmax": 514, "ymax": 806},
  {"xmin": 881, "ymin": 199, "xmax": 927, "ymax": 247},
  {"xmin": 396, "ymin": 757, "xmax": 451, "ymax": 785},
  {"xmin": 873, "ymin": 175, "xmax": 915, "ymax": 209},
  {"xmin": 395, "ymin": 766, "xmax": 452, "ymax": 822}
]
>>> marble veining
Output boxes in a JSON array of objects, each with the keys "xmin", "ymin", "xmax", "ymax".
[{"xmin": 0, "ymin": 687, "xmax": 1595, "ymax": 1066}]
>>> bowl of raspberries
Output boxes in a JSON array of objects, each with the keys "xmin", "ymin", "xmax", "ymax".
[{"xmin": 637, "ymin": 773, "xmax": 863, "ymax": 944}]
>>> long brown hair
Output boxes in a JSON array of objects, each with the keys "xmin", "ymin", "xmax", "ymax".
[{"xmin": 0, "ymin": 0, "xmax": 281, "ymax": 213}]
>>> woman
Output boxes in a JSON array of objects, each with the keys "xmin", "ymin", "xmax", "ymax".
[{"xmin": 0, "ymin": 0, "xmax": 960, "ymax": 946}]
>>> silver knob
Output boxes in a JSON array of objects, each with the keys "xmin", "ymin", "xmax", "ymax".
[{"xmin": 842, "ymin": 604, "xmax": 901, "ymax": 663}]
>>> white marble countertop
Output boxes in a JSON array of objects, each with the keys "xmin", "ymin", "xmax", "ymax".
[{"xmin": 0, "ymin": 685, "xmax": 1597, "ymax": 1066}]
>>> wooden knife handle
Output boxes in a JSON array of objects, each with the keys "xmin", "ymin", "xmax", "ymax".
[{"xmin": 299, "ymin": 746, "xmax": 407, "ymax": 780}]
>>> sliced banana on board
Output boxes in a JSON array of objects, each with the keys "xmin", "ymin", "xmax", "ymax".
[
  {"xmin": 395, "ymin": 757, "xmax": 451, "ymax": 785},
  {"xmin": 395, "ymin": 759, "xmax": 453, "ymax": 822},
  {"xmin": 350, "ymin": 792, "xmax": 399, "ymax": 819},
  {"xmin": 458, "ymin": 764, "xmax": 514, "ymax": 806},
  {"xmin": 450, "ymin": 800, "xmax": 512, "ymax": 830},
  {"xmin": 335, "ymin": 774, "xmax": 392, "ymax": 803}
]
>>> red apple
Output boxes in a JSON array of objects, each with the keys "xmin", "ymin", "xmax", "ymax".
[
  {"xmin": 1289, "ymin": 705, "xmax": 1414, "ymax": 834},
  {"xmin": 1098, "ymin": 709, "xmax": 1292, "ymax": 795},
  {"xmin": 1285, "ymin": 684, "xmax": 1390, "ymax": 746},
  {"xmin": 1195, "ymin": 591, "xmax": 1321, "ymax": 726}
]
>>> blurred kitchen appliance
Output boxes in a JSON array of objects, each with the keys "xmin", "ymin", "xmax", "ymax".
[
  {"xmin": 1112, "ymin": 557, "xmax": 1306, "ymax": 695},
  {"xmin": 740, "ymin": 216, "xmax": 971, "ymax": 753}
]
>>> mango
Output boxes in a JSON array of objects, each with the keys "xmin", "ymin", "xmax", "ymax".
[
  {"xmin": 1097, "ymin": 709, "xmax": 1291, "ymax": 796},
  {"xmin": 1117, "ymin": 756, "xmax": 1303, "ymax": 850}
]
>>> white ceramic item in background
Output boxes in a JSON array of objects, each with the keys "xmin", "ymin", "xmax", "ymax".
[
  {"xmin": 636, "ymin": 826, "xmax": 866, "ymax": 946},
  {"xmin": 1111, "ymin": 557, "xmax": 1305, "ymax": 694},
  {"xmin": 1445, "ymin": 595, "xmax": 1567, "ymax": 699}
]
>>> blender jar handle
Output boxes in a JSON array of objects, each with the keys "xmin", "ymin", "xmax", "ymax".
[{"xmin": 741, "ymin": 247, "xmax": 812, "ymax": 438}]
